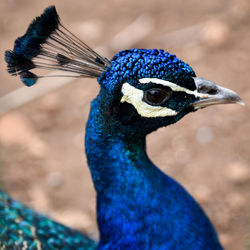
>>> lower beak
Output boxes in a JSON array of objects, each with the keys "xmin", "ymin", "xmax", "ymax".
[{"xmin": 192, "ymin": 77, "xmax": 244, "ymax": 109}]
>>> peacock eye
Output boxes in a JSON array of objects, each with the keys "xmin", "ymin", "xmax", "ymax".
[{"xmin": 143, "ymin": 88, "xmax": 172, "ymax": 106}]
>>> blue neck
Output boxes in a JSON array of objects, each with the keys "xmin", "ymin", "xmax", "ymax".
[
  {"xmin": 85, "ymin": 90, "xmax": 222, "ymax": 249},
  {"xmin": 85, "ymin": 99, "xmax": 149, "ymax": 192}
]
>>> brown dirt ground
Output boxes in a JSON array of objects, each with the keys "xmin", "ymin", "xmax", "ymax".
[{"xmin": 0, "ymin": 0, "xmax": 250, "ymax": 249}]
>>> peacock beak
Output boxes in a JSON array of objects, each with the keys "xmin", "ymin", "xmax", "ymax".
[{"xmin": 191, "ymin": 77, "xmax": 244, "ymax": 109}]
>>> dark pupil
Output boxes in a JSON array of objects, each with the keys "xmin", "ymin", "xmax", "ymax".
[{"xmin": 144, "ymin": 88, "xmax": 170, "ymax": 105}]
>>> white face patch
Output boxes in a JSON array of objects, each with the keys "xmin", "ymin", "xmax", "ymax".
[
  {"xmin": 139, "ymin": 78, "xmax": 208, "ymax": 98},
  {"xmin": 121, "ymin": 83, "xmax": 177, "ymax": 118},
  {"xmin": 120, "ymin": 78, "xmax": 208, "ymax": 118}
]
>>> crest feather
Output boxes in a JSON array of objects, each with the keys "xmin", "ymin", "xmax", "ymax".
[{"xmin": 5, "ymin": 6, "xmax": 110, "ymax": 86}]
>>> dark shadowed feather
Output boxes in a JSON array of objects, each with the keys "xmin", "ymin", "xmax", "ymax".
[{"xmin": 5, "ymin": 6, "xmax": 110, "ymax": 86}]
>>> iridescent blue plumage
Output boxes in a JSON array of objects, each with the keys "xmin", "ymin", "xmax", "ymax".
[
  {"xmin": 5, "ymin": 50, "xmax": 35, "ymax": 74},
  {"xmin": 0, "ymin": 190, "xmax": 97, "ymax": 249},
  {"xmin": 100, "ymin": 49, "xmax": 196, "ymax": 90},
  {"xmin": 85, "ymin": 73, "xmax": 223, "ymax": 249},
  {"xmin": 25, "ymin": 6, "xmax": 59, "ymax": 39},
  {"xmin": 3, "ymin": 5, "xmax": 242, "ymax": 250},
  {"xmin": 5, "ymin": 6, "xmax": 59, "ymax": 86},
  {"xmin": 20, "ymin": 70, "xmax": 38, "ymax": 86},
  {"xmin": 13, "ymin": 6, "xmax": 59, "ymax": 58},
  {"xmin": 5, "ymin": 6, "xmax": 109, "ymax": 87}
]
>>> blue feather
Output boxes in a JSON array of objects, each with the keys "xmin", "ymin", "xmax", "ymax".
[
  {"xmin": 13, "ymin": 36, "xmax": 41, "ymax": 59},
  {"xmin": 5, "ymin": 50, "xmax": 35, "ymax": 74},
  {"xmin": 12, "ymin": 6, "xmax": 58, "ymax": 60},
  {"xmin": 5, "ymin": 5, "xmax": 108, "ymax": 87},
  {"xmin": 26, "ymin": 6, "xmax": 59, "ymax": 39},
  {"xmin": 20, "ymin": 70, "xmax": 38, "ymax": 86},
  {"xmin": 0, "ymin": 190, "xmax": 97, "ymax": 249},
  {"xmin": 4, "ymin": 6, "xmax": 59, "ymax": 85}
]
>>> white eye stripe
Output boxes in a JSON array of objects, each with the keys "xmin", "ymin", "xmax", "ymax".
[
  {"xmin": 121, "ymin": 83, "xmax": 177, "ymax": 118},
  {"xmin": 139, "ymin": 78, "xmax": 208, "ymax": 98}
]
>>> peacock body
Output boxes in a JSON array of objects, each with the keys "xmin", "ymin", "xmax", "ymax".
[{"xmin": 2, "ymin": 6, "xmax": 243, "ymax": 250}]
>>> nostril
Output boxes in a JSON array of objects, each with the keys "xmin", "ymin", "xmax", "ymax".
[{"xmin": 198, "ymin": 85, "xmax": 218, "ymax": 95}]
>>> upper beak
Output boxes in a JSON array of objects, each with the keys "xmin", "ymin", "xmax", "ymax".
[{"xmin": 192, "ymin": 77, "xmax": 244, "ymax": 109}]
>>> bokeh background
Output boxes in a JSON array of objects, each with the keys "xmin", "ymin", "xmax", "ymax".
[{"xmin": 0, "ymin": 0, "xmax": 250, "ymax": 249}]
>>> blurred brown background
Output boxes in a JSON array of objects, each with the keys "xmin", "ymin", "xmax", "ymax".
[{"xmin": 0, "ymin": 0, "xmax": 249, "ymax": 249}]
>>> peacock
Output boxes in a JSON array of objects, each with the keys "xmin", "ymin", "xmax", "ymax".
[{"xmin": 2, "ymin": 6, "xmax": 243, "ymax": 250}]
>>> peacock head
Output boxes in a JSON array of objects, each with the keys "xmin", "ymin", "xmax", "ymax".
[
  {"xmin": 96, "ymin": 48, "xmax": 243, "ymax": 136},
  {"xmin": 5, "ymin": 6, "xmax": 243, "ymax": 137}
]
